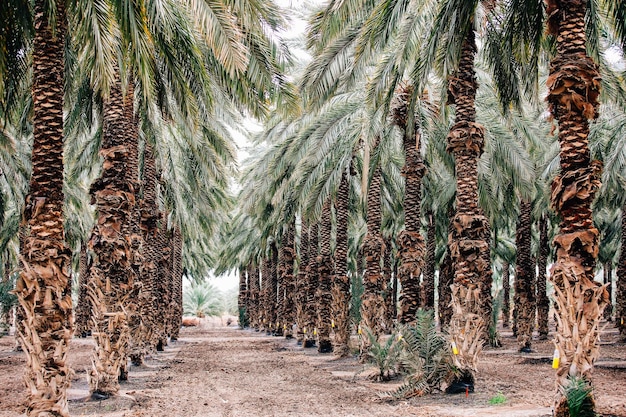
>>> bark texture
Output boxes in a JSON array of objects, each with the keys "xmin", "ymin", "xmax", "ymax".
[
  {"xmin": 247, "ymin": 264, "xmax": 260, "ymax": 329},
  {"xmin": 392, "ymin": 85, "xmax": 426, "ymax": 325},
  {"xmin": 423, "ymin": 213, "xmax": 436, "ymax": 309},
  {"xmin": 360, "ymin": 163, "xmax": 386, "ymax": 354},
  {"xmin": 446, "ymin": 29, "xmax": 493, "ymax": 382},
  {"xmin": 317, "ymin": 201, "xmax": 333, "ymax": 353},
  {"xmin": 537, "ymin": 215, "xmax": 550, "ymax": 339},
  {"xmin": 546, "ymin": 0, "xmax": 609, "ymax": 413},
  {"xmin": 616, "ymin": 205, "xmax": 626, "ymax": 339},
  {"xmin": 303, "ymin": 223, "xmax": 319, "ymax": 347},
  {"xmin": 279, "ymin": 225, "xmax": 296, "ymax": 337},
  {"xmin": 502, "ymin": 262, "xmax": 510, "ymax": 328},
  {"xmin": 332, "ymin": 172, "xmax": 352, "ymax": 356},
  {"xmin": 75, "ymin": 245, "xmax": 91, "ymax": 337},
  {"xmin": 87, "ymin": 75, "xmax": 141, "ymax": 396},
  {"xmin": 169, "ymin": 227, "xmax": 183, "ymax": 340},
  {"xmin": 514, "ymin": 200, "xmax": 536, "ymax": 351},
  {"xmin": 295, "ymin": 220, "xmax": 309, "ymax": 343},
  {"xmin": 14, "ymin": 0, "xmax": 73, "ymax": 413}
]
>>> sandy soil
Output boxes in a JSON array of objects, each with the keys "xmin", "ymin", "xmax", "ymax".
[{"xmin": 1, "ymin": 320, "xmax": 625, "ymax": 417}]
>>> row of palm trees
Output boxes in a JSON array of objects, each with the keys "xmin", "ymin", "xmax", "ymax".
[
  {"xmin": 0, "ymin": 0, "xmax": 292, "ymax": 415},
  {"xmin": 221, "ymin": 1, "xmax": 626, "ymax": 416}
]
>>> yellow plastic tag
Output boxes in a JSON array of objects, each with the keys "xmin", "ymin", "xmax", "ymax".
[
  {"xmin": 283, "ymin": 324, "xmax": 287, "ymax": 330},
  {"xmin": 303, "ymin": 327, "xmax": 307, "ymax": 334},
  {"xmin": 451, "ymin": 341, "xmax": 459, "ymax": 355},
  {"xmin": 397, "ymin": 334, "xmax": 403, "ymax": 341},
  {"xmin": 313, "ymin": 328, "xmax": 318, "ymax": 336},
  {"xmin": 357, "ymin": 326, "xmax": 362, "ymax": 335},
  {"xmin": 331, "ymin": 320, "xmax": 335, "ymax": 328},
  {"xmin": 552, "ymin": 349, "xmax": 560, "ymax": 369}
]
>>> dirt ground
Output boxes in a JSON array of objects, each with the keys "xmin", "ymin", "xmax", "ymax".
[{"xmin": 1, "ymin": 320, "xmax": 625, "ymax": 417}]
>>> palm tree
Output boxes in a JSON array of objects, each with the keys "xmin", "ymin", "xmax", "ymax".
[
  {"xmin": 304, "ymin": 222, "xmax": 319, "ymax": 347},
  {"xmin": 13, "ymin": 0, "xmax": 74, "ymax": 414},
  {"xmin": 543, "ymin": 1, "xmax": 609, "ymax": 413},
  {"xmin": 278, "ymin": 223, "xmax": 296, "ymax": 337},
  {"xmin": 391, "ymin": 84, "xmax": 426, "ymax": 325},
  {"xmin": 317, "ymin": 200, "xmax": 333, "ymax": 353},
  {"xmin": 332, "ymin": 170, "xmax": 352, "ymax": 356},
  {"xmin": 86, "ymin": 76, "xmax": 141, "ymax": 396},
  {"xmin": 536, "ymin": 214, "xmax": 550, "ymax": 339},
  {"xmin": 514, "ymin": 199, "xmax": 535, "ymax": 352}
]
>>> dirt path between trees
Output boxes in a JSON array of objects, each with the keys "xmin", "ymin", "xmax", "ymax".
[{"xmin": 1, "ymin": 322, "xmax": 625, "ymax": 416}]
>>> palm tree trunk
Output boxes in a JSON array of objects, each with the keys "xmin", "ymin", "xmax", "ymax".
[
  {"xmin": 260, "ymin": 256, "xmax": 271, "ymax": 333},
  {"xmin": 317, "ymin": 201, "xmax": 334, "ymax": 353},
  {"xmin": 546, "ymin": 0, "xmax": 609, "ymax": 413},
  {"xmin": 304, "ymin": 222, "xmax": 319, "ymax": 347},
  {"xmin": 514, "ymin": 200, "xmax": 535, "ymax": 352},
  {"xmin": 238, "ymin": 268, "xmax": 249, "ymax": 328},
  {"xmin": 537, "ymin": 215, "xmax": 549, "ymax": 339},
  {"xmin": 247, "ymin": 263, "xmax": 260, "ymax": 329},
  {"xmin": 155, "ymin": 213, "xmax": 172, "ymax": 350},
  {"xmin": 75, "ymin": 244, "xmax": 91, "ymax": 337},
  {"xmin": 87, "ymin": 74, "xmax": 141, "ymax": 396},
  {"xmin": 360, "ymin": 162, "xmax": 386, "ymax": 354},
  {"xmin": 502, "ymin": 261, "xmax": 510, "ymax": 328},
  {"xmin": 138, "ymin": 142, "xmax": 161, "ymax": 355},
  {"xmin": 423, "ymin": 212, "xmax": 436, "ymax": 310},
  {"xmin": 296, "ymin": 220, "xmax": 310, "ymax": 344},
  {"xmin": 616, "ymin": 204, "xmax": 626, "ymax": 339},
  {"xmin": 603, "ymin": 262, "xmax": 613, "ymax": 321},
  {"xmin": 446, "ymin": 28, "xmax": 493, "ymax": 385},
  {"xmin": 438, "ymin": 208, "xmax": 455, "ymax": 329},
  {"xmin": 279, "ymin": 224, "xmax": 296, "ymax": 337},
  {"xmin": 269, "ymin": 242, "xmax": 280, "ymax": 335},
  {"xmin": 14, "ymin": 0, "xmax": 73, "ymax": 412},
  {"xmin": 169, "ymin": 227, "xmax": 183, "ymax": 340},
  {"xmin": 382, "ymin": 236, "xmax": 395, "ymax": 332},
  {"xmin": 332, "ymin": 172, "xmax": 351, "ymax": 356}
]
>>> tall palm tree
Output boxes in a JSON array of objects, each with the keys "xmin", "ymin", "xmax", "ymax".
[
  {"xmin": 86, "ymin": 75, "xmax": 141, "ymax": 396},
  {"xmin": 13, "ymin": 0, "xmax": 74, "ymax": 414},
  {"xmin": 514, "ymin": 199, "xmax": 535, "ymax": 352},
  {"xmin": 536, "ymin": 214, "xmax": 550, "ymax": 339},
  {"xmin": 317, "ymin": 200, "xmax": 333, "ymax": 353},
  {"xmin": 391, "ymin": 84, "xmax": 426, "ymax": 325},
  {"xmin": 543, "ymin": 0, "xmax": 609, "ymax": 412}
]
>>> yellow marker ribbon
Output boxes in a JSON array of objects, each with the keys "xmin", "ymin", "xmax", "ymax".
[
  {"xmin": 451, "ymin": 341, "xmax": 459, "ymax": 355},
  {"xmin": 331, "ymin": 320, "xmax": 335, "ymax": 328},
  {"xmin": 313, "ymin": 328, "xmax": 317, "ymax": 336},
  {"xmin": 303, "ymin": 327, "xmax": 307, "ymax": 334},
  {"xmin": 357, "ymin": 325, "xmax": 362, "ymax": 335},
  {"xmin": 552, "ymin": 349, "xmax": 560, "ymax": 369}
]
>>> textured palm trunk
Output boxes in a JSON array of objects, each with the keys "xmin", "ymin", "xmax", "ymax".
[
  {"xmin": 382, "ymin": 238, "xmax": 396, "ymax": 332},
  {"xmin": 332, "ymin": 172, "xmax": 351, "ymax": 356},
  {"xmin": 155, "ymin": 213, "xmax": 172, "ymax": 350},
  {"xmin": 616, "ymin": 204, "xmax": 626, "ymax": 339},
  {"xmin": 238, "ymin": 268, "xmax": 249, "ymax": 328},
  {"xmin": 87, "ymin": 74, "xmax": 143, "ymax": 396},
  {"xmin": 446, "ymin": 29, "xmax": 493, "ymax": 384},
  {"xmin": 139, "ymin": 141, "xmax": 159, "ymax": 353},
  {"xmin": 169, "ymin": 227, "xmax": 183, "ymax": 340},
  {"xmin": 423, "ymin": 212, "xmax": 436, "ymax": 309},
  {"xmin": 392, "ymin": 85, "xmax": 426, "ymax": 324},
  {"xmin": 360, "ymin": 163, "xmax": 386, "ymax": 354},
  {"xmin": 502, "ymin": 262, "xmax": 511, "ymax": 328},
  {"xmin": 270, "ymin": 242, "xmax": 280, "ymax": 336},
  {"xmin": 537, "ymin": 215, "xmax": 550, "ymax": 339},
  {"xmin": 603, "ymin": 263, "xmax": 613, "ymax": 321},
  {"xmin": 260, "ymin": 257, "xmax": 271, "ymax": 332},
  {"xmin": 514, "ymin": 200, "xmax": 536, "ymax": 351},
  {"xmin": 75, "ymin": 244, "xmax": 91, "ymax": 337},
  {"xmin": 438, "ymin": 251, "xmax": 454, "ymax": 329},
  {"xmin": 295, "ymin": 220, "xmax": 309, "ymax": 343},
  {"xmin": 546, "ymin": 0, "xmax": 609, "ymax": 414},
  {"xmin": 317, "ymin": 201, "xmax": 334, "ymax": 353},
  {"xmin": 247, "ymin": 264, "xmax": 260, "ymax": 329},
  {"xmin": 14, "ymin": 0, "xmax": 73, "ymax": 413},
  {"xmin": 303, "ymin": 222, "xmax": 319, "ymax": 347},
  {"xmin": 279, "ymin": 225, "xmax": 296, "ymax": 337}
]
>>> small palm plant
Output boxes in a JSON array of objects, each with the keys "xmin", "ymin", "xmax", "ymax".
[
  {"xmin": 183, "ymin": 282, "xmax": 224, "ymax": 318},
  {"xmin": 0, "ymin": 277, "xmax": 17, "ymax": 335},
  {"xmin": 561, "ymin": 376, "xmax": 595, "ymax": 417},
  {"xmin": 387, "ymin": 309, "xmax": 457, "ymax": 399},
  {"xmin": 356, "ymin": 326, "xmax": 403, "ymax": 382}
]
